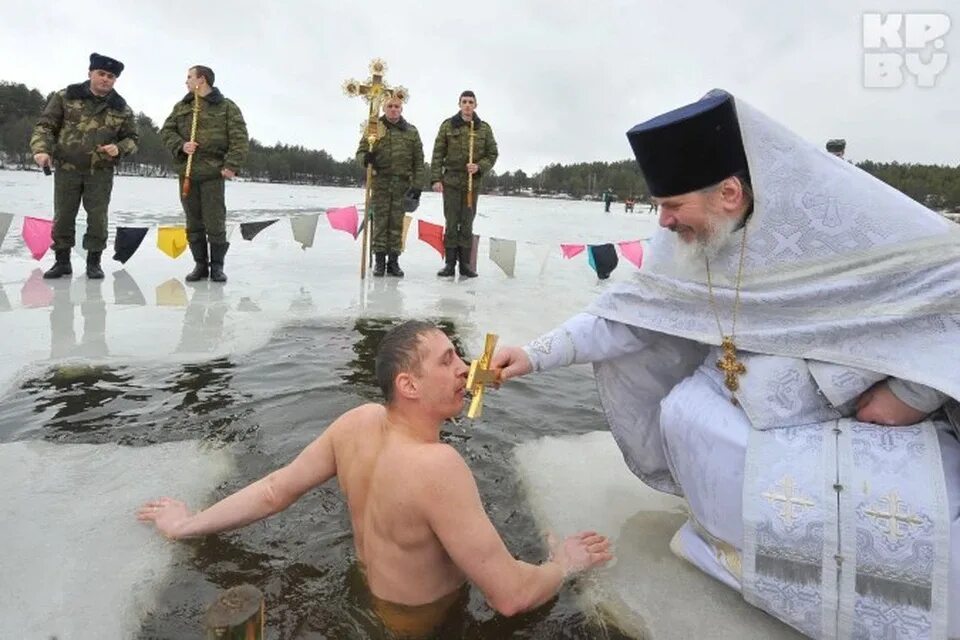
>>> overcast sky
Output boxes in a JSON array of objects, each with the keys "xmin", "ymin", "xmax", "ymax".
[{"xmin": 1, "ymin": 1, "xmax": 955, "ymax": 174}]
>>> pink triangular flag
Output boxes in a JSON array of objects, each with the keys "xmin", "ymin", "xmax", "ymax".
[
  {"xmin": 560, "ymin": 243, "xmax": 586, "ymax": 259},
  {"xmin": 617, "ymin": 240, "xmax": 644, "ymax": 268},
  {"xmin": 326, "ymin": 206, "xmax": 359, "ymax": 239},
  {"xmin": 22, "ymin": 216, "xmax": 53, "ymax": 261}
]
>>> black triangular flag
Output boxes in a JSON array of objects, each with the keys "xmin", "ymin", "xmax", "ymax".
[
  {"xmin": 240, "ymin": 219, "xmax": 278, "ymax": 241},
  {"xmin": 588, "ymin": 243, "xmax": 619, "ymax": 280},
  {"xmin": 113, "ymin": 226, "xmax": 149, "ymax": 263}
]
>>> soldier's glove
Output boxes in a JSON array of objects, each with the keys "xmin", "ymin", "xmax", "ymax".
[
  {"xmin": 402, "ymin": 187, "xmax": 422, "ymax": 213},
  {"xmin": 363, "ymin": 151, "xmax": 376, "ymax": 167}
]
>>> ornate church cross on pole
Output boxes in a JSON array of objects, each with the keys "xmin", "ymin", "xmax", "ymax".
[{"xmin": 343, "ymin": 59, "xmax": 409, "ymax": 279}]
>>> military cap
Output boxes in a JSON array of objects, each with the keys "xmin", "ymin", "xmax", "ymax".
[
  {"xmin": 825, "ymin": 138, "xmax": 846, "ymax": 152},
  {"xmin": 89, "ymin": 52, "xmax": 124, "ymax": 76}
]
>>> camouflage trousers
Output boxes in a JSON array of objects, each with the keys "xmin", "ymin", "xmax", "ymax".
[
  {"xmin": 370, "ymin": 175, "xmax": 410, "ymax": 254},
  {"xmin": 441, "ymin": 183, "xmax": 479, "ymax": 251},
  {"xmin": 52, "ymin": 168, "xmax": 114, "ymax": 251},
  {"xmin": 179, "ymin": 176, "xmax": 227, "ymax": 245}
]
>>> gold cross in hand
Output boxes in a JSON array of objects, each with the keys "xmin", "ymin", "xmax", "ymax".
[
  {"xmin": 466, "ymin": 333, "xmax": 501, "ymax": 419},
  {"xmin": 716, "ymin": 335, "xmax": 746, "ymax": 393}
]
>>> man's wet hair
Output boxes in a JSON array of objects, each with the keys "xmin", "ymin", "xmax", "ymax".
[
  {"xmin": 191, "ymin": 65, "xmax": 215, "ymax": 87},
  {"xmin": 375, "ymin": 320, "xmax": 441, "ymax": 403}
]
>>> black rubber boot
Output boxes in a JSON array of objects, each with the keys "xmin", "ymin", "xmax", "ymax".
[
  {"xmin": 373, "ymin": 252, "xmax": 386, "ymax": 277},
  {"xmin": 386, "ymin": 253, "xmax": 404, "ymax": 277},
  {"xmin": 437, "ymin": 249, "xmax": 457, "ymax": 277},
  {"xmin": 185, "ymin": 241, "xmax": 209, "ymax": 282},
  {"xmin": 85, "ymin": 251, "xmax": 104, "ymax": 280},
  {"xmin": 209, "ymin": 242, "xmax": 229, "ymax": 283},
  {"xmin": 458, "ymin": 247, "xmax": 477, "ymax": 278},
  {"xmin": 44, "ymin": 249, "xmax": 73, "ymax": 279}
]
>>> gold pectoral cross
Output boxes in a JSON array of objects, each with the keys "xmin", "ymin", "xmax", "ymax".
[
  {"xmin": 466, "ymin": 333, "xmax": 501, "ymax": 419},
  {"xmin": 716, "ymin": 336, "xmax": 746, "ymax": 394}
]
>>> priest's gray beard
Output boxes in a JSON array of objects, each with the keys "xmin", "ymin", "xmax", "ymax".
[{"xmin": 668, "ymin": 213, "xmax": 742, "ymax": 279}]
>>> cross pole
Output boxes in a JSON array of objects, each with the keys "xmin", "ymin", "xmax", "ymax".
[{"xmin": 343, "ymin": 59, "xmax": 408, "ymax": 279}]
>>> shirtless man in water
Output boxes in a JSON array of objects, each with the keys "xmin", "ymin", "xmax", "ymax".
[{"xmin": 138, "ymin": 320, "xmax": 612, "ymax": 634}]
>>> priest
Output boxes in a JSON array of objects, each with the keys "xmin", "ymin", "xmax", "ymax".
[{"xmin": 493, "ymin": 90, "xmax": 960, "ymax": 639}]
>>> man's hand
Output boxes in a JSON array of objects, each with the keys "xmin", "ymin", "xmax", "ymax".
[
  {"xmin": 490, "ymin": 346, "xmax": 533, "ymax": 382},
  {"xmin": 98, "ymin": 144, "xmax": 120, "ymax": 158},
  {"xmin": 221, "ymin": 168, "xmax": 236, "ymax": 179},
  {"xmin": 466, "ymin": 162, "xmax": 479, "ymax": 175},
  {"xmin": 182, "ymin": 141, "xmax": 198, "ymax": 155},
  {"xmin": 549, "ymin": 531, "xmax": 613, "ymax": 576},
  {"xmin": 137, "ymin": 497, "xmax": 193, "ymax": 539},
  {"xmin": 856, "ymin": 381, "xmax": 927, "ymax": 426},
  {"xmin": 432, "ymin": 181, "xmax": 443, "ymax": 193},
  {"xmin": 34, "ymin": 152, "xmax": 51, "ymax": 168}
]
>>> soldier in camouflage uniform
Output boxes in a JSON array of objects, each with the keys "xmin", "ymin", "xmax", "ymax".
[
  {"xmin": 30, "ymin": 52, "xmax": 139, "ymax": 280},
  {"xmin": 355, "ymin": 95, "xmax": 425, "ymax": 277},
  {"xmin": 430, "ymin": 90, "xmax": 498, "ymax": 278},
  {"xmin": 161, "ymin": 65, "xmax": 249, "ymax": 283}
]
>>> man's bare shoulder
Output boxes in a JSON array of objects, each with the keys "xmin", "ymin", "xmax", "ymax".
[
  {"xmin": 413, "ymin": 443, "xmax": 475, "ymax": 492},
  {"xmin": 327, "ymin": 403, "xmax": 386, "ymax": 435}
]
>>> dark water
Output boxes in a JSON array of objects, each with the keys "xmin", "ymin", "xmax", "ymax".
[{"xmin": 0, "ymin": 317, "xmax": 633, "ymax": 639}]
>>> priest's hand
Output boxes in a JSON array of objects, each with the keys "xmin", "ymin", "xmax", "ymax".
[
  {"xmin": 490, "ymin": 346, "xmax": 532, "ymax": 382},
  {"xmin": 855, "ymin": 381, "xmax": 927, "ymax": 426},
  {"xmin": 137, "ymin": 497, "xmax": 193, "ymax": 539}
]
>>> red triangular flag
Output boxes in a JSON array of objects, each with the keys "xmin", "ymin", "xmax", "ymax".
[{"xmin": 418, "ymin": 220, "xmax": 445, "ymax": 257}]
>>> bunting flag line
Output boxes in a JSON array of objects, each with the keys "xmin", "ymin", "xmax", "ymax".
[
  {"xmin": 588, "ymin": 243, "xmax": 619, "ymax": 280},
  {"xmin": 1, "ymin": 208, "xmax": 648, "ymax": 278},
  {"xmin": 489, "ymin": 237, "xmax": 517, "ymax": 277},
  {"xmin": 533, "ymin": 244, "xmax": 552, "ymax": 277},
  {"xmin": 290, "ymin": 214, "xmax": 320, "ymax": 250},
  {"xmin": 0, "ymin": 212, "xmax": 13, "ymax": 249},
  {"xmin": 157, "ymin": 227, "xmax": 188, "ymax": 259},
  {"xmin": 326, "ymin": 206, "xmax": 359, "ymax": 239},
  {"xmin": 22, "ymin": 217, "xmax": 53, "ymax": 261},
  {"xmin": 113, "ymin": 227, "xmax": 149, "ymax": 264},
  {"xmin": 417, "ymin": 219, "xmax": 445, "ymax": 257},
  {"xmin": 240, "ymin": 219, "xmax": 278, "ymax": 241},
  {"xmin": 617, "ymin": 240, "xmax": 644, "ymax": 269},
  {"xmin": 561, "ymin": 243, "xmax": 586, "ymax": 259}
]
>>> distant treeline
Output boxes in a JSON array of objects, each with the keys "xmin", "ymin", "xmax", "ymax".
[{"xmin": 2, "ymin": 80, "xmax": 959, "ymax": 209}]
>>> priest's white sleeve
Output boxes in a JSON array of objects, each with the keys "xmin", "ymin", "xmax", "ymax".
[
  {"xmin": 887, "ymin": 378, "xmax": 949, "ymax": 413},
  {"xmin": 522, "ymin": 312, "xmax": 649, "ymax": 373}
]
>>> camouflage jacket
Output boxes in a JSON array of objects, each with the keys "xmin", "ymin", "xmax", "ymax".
[
  {"xmin": 355, "ymin": 116, "xmax": 425, "ymax": 187},
  {"xmin": 160, "ymin": 88, "xmax": 249, "ymax": 180},
  {"xmin": 30, "ymin": 81, "xmax": 139, "ymax": 172},
  {"xmin": 430, "ymin": 113, "xmax": 498, "ymax": 187}
]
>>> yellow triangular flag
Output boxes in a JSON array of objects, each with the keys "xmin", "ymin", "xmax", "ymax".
[
  {"xmin": 157, "ymin": 227, "xmax": 188, "ymax": 259},
  {"xmin": 401, "ymin": 215, "xmax": 413, "ymax": 252}
]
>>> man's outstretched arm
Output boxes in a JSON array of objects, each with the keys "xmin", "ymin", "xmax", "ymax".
[
  {"xmin": 137, "ymin": 405, "xmax": 359, "ymax": 538},
  {"xmin": 423, "ymin": 445, "xmax": 612, "ymax": 617}
]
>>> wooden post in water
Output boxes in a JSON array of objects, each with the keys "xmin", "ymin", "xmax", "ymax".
[{"xmin": 203, "ymin": 584, "xmax": 265, "ymax": 639}]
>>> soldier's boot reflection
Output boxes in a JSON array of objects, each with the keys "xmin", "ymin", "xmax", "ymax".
[
  {"xmin": 78, "ymin": 278, "xmax": 108, "ymax": 357},
  {"xmin": 49, "ymin": 280, "xmax": 76, "ymax": 359}
]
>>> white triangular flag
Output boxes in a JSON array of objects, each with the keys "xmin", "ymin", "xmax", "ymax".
[
  {"xmin": 290, "ymin": 213, "xmax": 320, "ymax": 250},
  {"xmin": 489, "ymin": 237, "xmax": 516, "ymax": 277}
]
